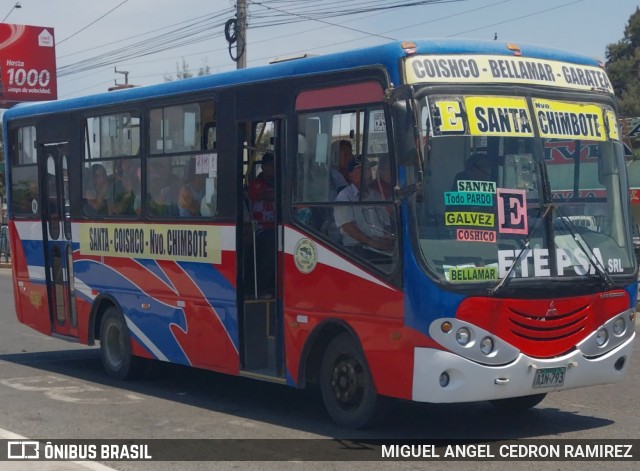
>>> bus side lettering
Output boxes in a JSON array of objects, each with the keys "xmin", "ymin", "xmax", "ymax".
[
  {"xmin": 89, "ymin": 228, "xmax": 109, "ymax": 252},
  {"xmin": 167, "ymin": 229, "xmax": 208, "ymax": 258}
]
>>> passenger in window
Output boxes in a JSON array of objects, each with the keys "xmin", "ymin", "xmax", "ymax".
[
  {"xmin": 330, "ymin": 140, "xmax": 353, "ymax": 194},
  {"xmin": 178, "ymin": 158, "xmax": 205, "ymax": 217},
  {"xmin": 83, "ymin": 164, "xmax": 110, "ymax": 216},
  {"xmin": 334, "ymin": 156, "xmax": 394, "ymax": 255},
  {"xmin": 452, "ymin": 153, "xmax": 495, "ymax": 191},
  {"xmin": 147, "ymin": 159, "xmax": 174, "ymax": 216},
  {"xmin": 110, "ymin": 159, "xmax": 139, "ymax": 215},
  {"xmin": 248, "ymin": 152, "xmax": 276, "ymax": 297}
]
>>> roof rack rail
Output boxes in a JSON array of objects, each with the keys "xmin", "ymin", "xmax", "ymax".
[{"xmin": 269, "ymin": 53, "xmax": 318, "ymax": 64}]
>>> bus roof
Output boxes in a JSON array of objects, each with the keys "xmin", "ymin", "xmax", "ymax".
[{"xmin": 3, "ymin": 38, "xmax": 604, "ymax": 121}]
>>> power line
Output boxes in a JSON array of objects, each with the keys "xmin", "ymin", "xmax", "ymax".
[
  {"xmin": 57, "ymin": 1, "xmax": 466, "ymax": 76},
  {"xmin": 57, "ymin": 0, "xmax": 585, "ymax": 95},
  {"xmin": 249, "ymin": 0, "xmax": 397, "ymax": 41},
  {"xmin": 57, "ymin": 0, "xmax": 130, "ymax": 45},
  {"xmin": 447, "ymin": 0, "xmax": 583, "ymax": 37}
]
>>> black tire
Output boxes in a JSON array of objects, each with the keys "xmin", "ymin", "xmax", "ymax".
[
  {"xmin": 99, "ymin": 306, "xmax": 141, "ymax": 380},
  {"xmin": 320, "ymin": 332, "xmax": 379, "ymax": 428},
  {"xmin": 489, "ymin": 393, "xmax": 546, "ymax": 412}
]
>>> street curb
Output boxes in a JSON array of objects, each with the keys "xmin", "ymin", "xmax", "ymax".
[{"xmin": 0, "ymin": 263, "xmax": 11, "ymax": 269}]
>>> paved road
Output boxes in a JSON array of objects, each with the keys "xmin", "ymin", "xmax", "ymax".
[{"xmin": 0, "ymin": 268, "xmax": 638, "ymax": 470}]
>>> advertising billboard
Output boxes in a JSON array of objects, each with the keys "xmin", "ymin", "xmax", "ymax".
[{"xmin": 0, "ymin": 23, "xmax": 57, "ymax": 108}]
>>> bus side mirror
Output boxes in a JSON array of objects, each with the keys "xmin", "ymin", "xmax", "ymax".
[{"xmin": 391, "ymin": 100, "xmax": 418, "ymax": 167}]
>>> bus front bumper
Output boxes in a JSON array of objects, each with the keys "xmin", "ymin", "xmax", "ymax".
[{"xmin": 411, "ymin": 332, "xmax": 635, "ymax": 403}]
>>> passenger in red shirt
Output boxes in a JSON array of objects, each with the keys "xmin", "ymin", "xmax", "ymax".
[
  {"xmin": 248, "ymin": 153, "xmax": 276, "ymax": 298},
  {"xmin": 248, "ymin": 153, "xmax": 275, "ymax": 230}
]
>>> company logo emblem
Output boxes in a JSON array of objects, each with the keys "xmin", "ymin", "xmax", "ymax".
[
  {"xmin": 7, "ymin": 441, "xmax": 40, "ymax": 460},
  {"xmin": 545, "ymin": 301, "xmax": 558, "ymax": 318},
  {"xmin": 38, "ymin": 29, "xmax": 54, "ymax": 47},
  {"xmin": 294, "ymin": 238, "xmax": 317, "ymax": 274}
]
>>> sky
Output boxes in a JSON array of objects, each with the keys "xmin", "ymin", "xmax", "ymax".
[{"xmin": 1, "ymin": 0, "xmax": 639, "ymax": 101}]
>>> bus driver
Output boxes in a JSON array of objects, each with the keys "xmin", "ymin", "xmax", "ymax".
[{"xmin": 334, "ymin": 156, "xmax": 394, "ymax": 256}]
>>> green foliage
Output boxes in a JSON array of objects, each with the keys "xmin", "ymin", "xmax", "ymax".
[{"xmin": 606, "ymin": 8, "xmax": 640, "ymax": 115}]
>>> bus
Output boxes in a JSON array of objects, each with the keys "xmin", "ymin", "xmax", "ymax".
[{"xmin": 3, "ymin": 39, "xmax": 636, "ymax": 428}]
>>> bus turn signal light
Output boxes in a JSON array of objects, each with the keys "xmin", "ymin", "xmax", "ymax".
[{"xmin": 507, "ymin": 43, "xmax": 522, "ymax": 56}]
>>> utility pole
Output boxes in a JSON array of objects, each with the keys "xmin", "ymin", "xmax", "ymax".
[{"xmin": 237, "ymin": 0, "xmax": 247, "ymax": 69}]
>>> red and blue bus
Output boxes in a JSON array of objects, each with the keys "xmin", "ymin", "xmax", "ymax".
[{"xmin": 3, "ymin": 39, "xmax": 636, "ymax": 428}]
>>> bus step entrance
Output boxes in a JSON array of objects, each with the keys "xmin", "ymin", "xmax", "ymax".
[{"xmin": 242, "ymin": 299, "xmax": 280, "ymax": 376}]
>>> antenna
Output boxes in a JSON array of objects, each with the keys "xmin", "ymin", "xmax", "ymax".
[
  {"xmin": 108, "ymin": 67, "xmax": 136, "ymax": 92},
  {"xmin": 114, "ymin": 67, "xmax": 129, "ymax": 86}
]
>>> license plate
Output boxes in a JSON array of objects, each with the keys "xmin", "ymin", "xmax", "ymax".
[{"xmin": 532, "ymin": 367, "xmax": 566, "ymax": 388}]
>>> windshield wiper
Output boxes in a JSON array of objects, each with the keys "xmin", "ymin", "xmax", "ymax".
[
  {"xmin": 553, "ymin": 207, "xmax": 614, "ymax": 289},
  {"xmin": 490, "ymin": 203, "xmax": 554, "ymax": 296}
]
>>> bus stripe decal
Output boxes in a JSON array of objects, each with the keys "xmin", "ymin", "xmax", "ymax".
[
  {"xmin": 125, "ymin": 316, "xmax": 169, "ymax": 362},
  {"xmin": 283, "ymin": 226, "xmax": 394, "ymax": 290}
]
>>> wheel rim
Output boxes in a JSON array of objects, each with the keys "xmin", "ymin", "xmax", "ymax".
[
  {"xmin": 330, "ymin": 356, "xmax": 365, "ymax": 410},
  {"xmin": 104, "ymin": 320, "xmax": 125, "ymax": 369}
]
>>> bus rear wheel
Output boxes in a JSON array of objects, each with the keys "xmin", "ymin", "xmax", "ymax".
[
  {"xmin": 320, "ymin": 332, "xmax": 378, "ymax": 429},
  {"xmin": 100, "ymin": 306, "xmax": 141, "ymax": 380},
  {"xmin": 489, "ymin": 393, "xmax": 546, "ymax": 412}
]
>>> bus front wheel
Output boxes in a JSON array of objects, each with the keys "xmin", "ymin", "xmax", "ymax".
[
  {"xmin": 100, "ymin": 306, "xmax": 141, "ymax": 380},
  {"xmin": 320, "ymin": 332, "xmax": 378, "ymax": 429},
  {"xmin": 489, "ymin": 393, "xmax": 546, "ymax": 412}
]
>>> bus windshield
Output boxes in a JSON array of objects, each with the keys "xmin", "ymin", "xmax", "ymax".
[{"xmin": 412, "ymin": 91, "xmax": 634, "ymax": 288}]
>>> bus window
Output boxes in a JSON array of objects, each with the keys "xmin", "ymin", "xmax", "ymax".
[
  {"xmin": 293, "ymin": 105, "xmax": 397, "ymax": 273},
  {"xmin": 9, "ymin": 126, "xmax": 39, "ymax": 217},
  {"xmin": 150, "ymin": 103, "xmax": 202, "ymax": 155},
  {"xmin": 86, "ymin": 113, "xmax": 140, "ymax": 159},
  {"xmin": 83, "ymin": 113, "xmax": 141, "ymax": 218},
  {"xmin": 147, "ymin": 101, "xmax": 216, "ymax": 218}
]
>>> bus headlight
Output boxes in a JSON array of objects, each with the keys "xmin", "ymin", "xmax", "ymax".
[
  {"xmin": 612, "ymin": 317, "xmax": 626, "ymax": 336},
  {"xmin": 480, "ymin": 336, "xmax": 494, "ymax": 355},
  {"xmin": 455, "ymin": 327, "xmax": 471, "ymax": 346},
  {"xmin": 596, "ymin": 328, "xmax": 608, "ymax": 347}
]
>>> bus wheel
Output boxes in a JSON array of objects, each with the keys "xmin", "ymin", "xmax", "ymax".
[
  {"xmin": 489, "ymin": 393, "xmax": 546, "ymax": 412},
  {"xmin": 320, "ymin": 332, "xmax": 378, "ymax": 428},
  {"xmin": 100, "ymin": 307, "xmax": 140, "ymax": 380}
]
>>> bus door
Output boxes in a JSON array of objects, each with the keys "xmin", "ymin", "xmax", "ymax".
[
  {"xmin": 39, "ymin": 142, "xmax": 78, "ymax": 338},
  {"xmin": 239, "ymin": 118, "xmax": 284, "ymax": 380}
]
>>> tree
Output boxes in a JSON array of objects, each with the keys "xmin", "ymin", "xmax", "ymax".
[
  {"xmin": 606, "ymin": 8, "xmax": 640, "ymax": 116},
  {"xmin": 164, "ymin": 58, "xmax": 210, "ymax": 82}
]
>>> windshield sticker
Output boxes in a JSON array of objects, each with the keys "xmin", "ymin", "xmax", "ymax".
[
  {"xmin": 405, "ymin": 55, "xmax": 613, "ymax": 93},
  {"xmin": 445, "ymin": 211, "xmax": 494, "ymax": 227},
  {"xmin": 444, "ymin": 191, "xmax": 493, "ymax": 206},
  {"xmin": 456, "ymin": 229, "xmax": 496, "ymax": 243},
  {"xmin": 497, "ymin": 189, "xmax": 528, "ymax": 234},
  {"xmin": 455, "ymin": 180, "xmax": 497, "ymax": 193},
  {"xmin": 433, "ymin": 100, "xmax": 465, "ymax": 134},
  {"xmin": 372, "ymin": 110, "xmax": 387, "ymax": 132},
  {"xmin": 605, "ymin": 109, "xmax": 619, "ymax": 141},
  {"xmin": 465, "ymin": 96, "xmax": 533, "ymax": 137},
  {"xmin": 533, "ymin": 99, "xmax": 606, "ymax": 141},
  {"xmin": 498, "ymin": 247, "xmax": 606, "ymax": 278},
  {"xmin": 442, "ymin": 247, "xmax": 623, "ymax": 282},
  {"xmin": 447, "ymin": 266, "xmax": 499, "ymax": 282}
]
